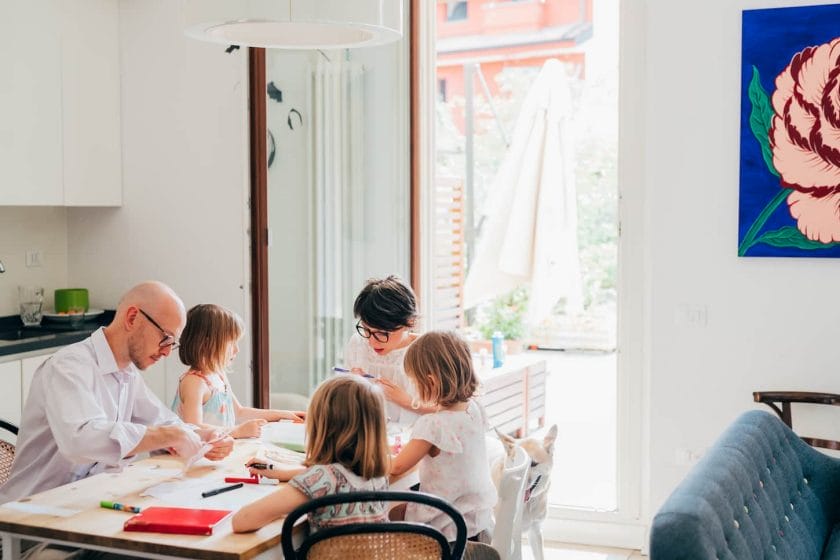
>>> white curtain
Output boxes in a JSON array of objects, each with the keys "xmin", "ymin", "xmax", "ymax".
[{"xmin": 310, "ymin": 53, "xmax": 365, "ymax": 389}]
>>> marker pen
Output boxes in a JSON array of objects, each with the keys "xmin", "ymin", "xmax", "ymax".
[
  {"xmin": 100, "ymin": 501, "xmax": 141, "ymax": 513},
  {"xmin": 201, "ymin": 482, "xmax": 244, "ymax": 498}
]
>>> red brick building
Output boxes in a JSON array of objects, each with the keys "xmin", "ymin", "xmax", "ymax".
[{"xmin": 436, "ymin": 0, "xmax": 593, "ymax": 105}]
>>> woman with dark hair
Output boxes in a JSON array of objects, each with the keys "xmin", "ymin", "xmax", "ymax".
[{"xmin": 343, "ymin": 276, "xmax": 432, "ymax": 424}]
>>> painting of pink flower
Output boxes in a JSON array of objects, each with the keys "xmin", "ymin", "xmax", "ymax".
[
  {"xmin": 770, "ymin": 38, "xmax": 840, "ymax": 243},
  {"xmin": 739, "ymin": 5, "xmax": 840, "ymax": 258}
]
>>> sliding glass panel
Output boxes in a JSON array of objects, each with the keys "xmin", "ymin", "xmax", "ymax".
[{"xmin": 265, "ymin": 42, "xmax": 409, "ymax": 402}]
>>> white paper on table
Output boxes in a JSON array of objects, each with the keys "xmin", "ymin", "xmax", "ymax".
[
  {"xmin": 141, "ymin": 478, "xmax": 276, "ymax": 510},
  {"xmin": 128, "ymin": 465, "xmax": 183, "ymax": 478},
  {"xmin": 261, "ymin": 421, "xmax": 306, "ymax": 450},
  {"xmin": 180, "ymin": 443, "xmax": 213, "ymax": 475},
  {"xmin": 1, "ymin": 501, "xmax": 81, "ymax": 517},
  {"xmin": 263, "ymin": 447, "xmax": 306, "ymax": 465}
]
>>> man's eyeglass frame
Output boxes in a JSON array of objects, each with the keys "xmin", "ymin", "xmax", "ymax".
[{"xmin": 138, "ymin": 308, "xmax": 180, "ymax": 349}]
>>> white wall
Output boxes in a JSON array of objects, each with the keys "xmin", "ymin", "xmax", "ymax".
[
  {"xmin": 0, "ymin": 208, "xmax": 68, "ymax": 316},
  {"xmin": 67, "ymin": 0, "xmax": 252, "ymax": 404},
  {"xmin": 643, "ymin": 0, "xmax": 840, "ymax": 515}
]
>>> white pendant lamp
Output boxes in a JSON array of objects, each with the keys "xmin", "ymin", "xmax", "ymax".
[{"xmin": 185, "ymin": 0, "xmax": 403, "ymax": 50}]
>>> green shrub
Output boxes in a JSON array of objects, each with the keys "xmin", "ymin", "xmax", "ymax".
[{"xmin": 477, "ymin": 287, "xmax": 528, "ymax": 340}]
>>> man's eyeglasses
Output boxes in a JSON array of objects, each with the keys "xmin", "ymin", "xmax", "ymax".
[
  {"xmin": 138, "ymin": 308, "xmax": 179, "ymax": 350},
  {"xmin": 356, "ymin": 321, "xmax": 391, "ymax": 344}
]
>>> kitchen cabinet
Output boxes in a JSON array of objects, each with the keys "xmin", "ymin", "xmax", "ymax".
[
  {"xmin": 0, "ymin": 351, "xmax": 55, "ymax": 428},
  {"xmin": 22, "ymin": 352, "xmax": 54, "ymax": 407},
  {"xmin": 0, "ymin": 361, "xmax": 22, "ymax": 427},
  {"xmin": 60, "ymin": 0, "xmax": 122, "ymax": 206},
  {"xmin": 0, "ymin": 1, "xmax": 63, "ymax": 205},
  {"xmin": 0, "ymin": 0, "xmax": 121, "ymax": 206}
]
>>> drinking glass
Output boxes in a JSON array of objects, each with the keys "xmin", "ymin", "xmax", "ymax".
[
  {"xmin": 19, "ymin": 286, "xmax": 44, "ymax": 326},
  {"xmin": 67, "ymin": 305, "xmax": 86, "ymax": 328}
]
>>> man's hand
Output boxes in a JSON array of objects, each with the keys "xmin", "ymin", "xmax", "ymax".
[
  {"xmin": 204, "ymin": 435, "xmax": 234, "ymax": 461},
  {"xmin": 168, "ymin": 425, "xmax": 204, "ymax": 459},
  {"xmin": 191, "ymin": 427, "xmax": 234, "ymax": 461}
]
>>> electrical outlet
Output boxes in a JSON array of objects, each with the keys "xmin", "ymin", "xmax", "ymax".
[
  {"xmin": 25, "ymin": 250, "xmax": 43, "ymax": 268},
  {"xmin": 675, "ymin": 447, "xmax": 705, "ymax": 466}
]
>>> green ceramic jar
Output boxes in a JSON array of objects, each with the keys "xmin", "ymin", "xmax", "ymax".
[{"xmin": 54, "ymin": 288, "xmax": 89, "ymax": 313}]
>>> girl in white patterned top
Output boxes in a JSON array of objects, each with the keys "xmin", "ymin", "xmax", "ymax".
[
  {"xmin": 390, "ymin": 331, "xmax": 497, "ymax": 543},
  {"xmin": 232, "ymin": 375, "xmax": 390, "ymax": 533}
]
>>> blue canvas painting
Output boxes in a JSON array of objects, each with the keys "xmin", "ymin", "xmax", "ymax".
[{"xmin": 739, "ymin": 4, "xmax": 840, "ymax": 257}]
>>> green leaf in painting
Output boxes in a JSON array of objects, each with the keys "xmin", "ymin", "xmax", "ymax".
[
  {"xmin": 748, "ymin": 66, "xmax": 779, "ymax": 177},
  {"xmin": 754, "ymin": 226, "xmax": 840, "ymax": 250}
]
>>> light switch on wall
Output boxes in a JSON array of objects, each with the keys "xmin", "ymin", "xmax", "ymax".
[
  {"xmin": 25, "ymin": 250, "xmax": 43, "ymax": 268},
  {"xmin": 674, "ymin": 304, "xmax": 708, "ymax": 327}
]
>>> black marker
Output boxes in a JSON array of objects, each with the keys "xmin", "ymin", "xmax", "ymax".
[
  {"xmin": 249, "ymin": 462, "xmax": 273, "ymax": 470},
  {"xmin": 201, "ymin": 482, "xmax": 243, "ymax": 498}
]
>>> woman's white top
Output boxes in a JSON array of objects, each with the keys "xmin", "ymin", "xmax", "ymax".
[
  {"xmin": 405, "ymin": 399, "xmax": 497, "ymax": 540},
  {"xmin": 343, "ymin": 333, "xmax": 419, "ymax": 425}
]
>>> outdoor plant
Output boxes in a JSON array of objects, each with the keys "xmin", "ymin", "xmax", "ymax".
[{"xmin": 476, "ymin": 286, "xmax": 528, "ymax": 341}]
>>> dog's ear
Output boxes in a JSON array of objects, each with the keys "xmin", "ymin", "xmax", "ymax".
[
  {"xmin": 495, "ymin": 428, "xmax": 518, "ymax": 462},
  {"xmin": 543, "ymin": 424, "xmax": 558, "ymax": 456}
]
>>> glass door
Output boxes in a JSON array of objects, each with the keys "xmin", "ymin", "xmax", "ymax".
[{"xmin": 255, "ymin": 35, "xmax": 410, "ymax": 403}]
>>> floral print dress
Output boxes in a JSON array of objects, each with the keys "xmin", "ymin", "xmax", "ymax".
[{"xmin": 288, "ymin": 463, "xmax": 389, "ymax": 530}]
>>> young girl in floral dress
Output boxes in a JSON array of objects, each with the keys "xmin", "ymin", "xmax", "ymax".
[{"xmin": 232, "ymin": 375, "xmax": 391, "ymax": 532}]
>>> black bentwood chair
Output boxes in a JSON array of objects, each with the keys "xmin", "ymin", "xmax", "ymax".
[{"xmin": 280, "ymin": 490, "xmax": 468, "ymax": 560}]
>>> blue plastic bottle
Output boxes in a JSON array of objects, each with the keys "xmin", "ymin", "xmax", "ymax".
[{"xmin": 491, "ymin": 331, "xmax": 504, "ymax": 368}]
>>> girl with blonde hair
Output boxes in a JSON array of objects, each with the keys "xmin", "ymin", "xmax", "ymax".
[
  {"xmin": 172, "ymin": 304, "xmax": 303, "ymax": 438},
  {"xmin": 233, "ymin": 375, "xmax": 390, "ymax": 532},
  {"xmin": 390, "ymin": 331, "xmax": 497, "ymax": 543}
]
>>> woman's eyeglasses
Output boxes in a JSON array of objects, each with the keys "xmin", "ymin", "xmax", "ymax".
[
  {"xmin": 138, "ymin": 308, "xmax": 180, "ymax": 349},
  {"xmin": 356, "ymin": 321, "xmax": 391, "ymax": 343}
]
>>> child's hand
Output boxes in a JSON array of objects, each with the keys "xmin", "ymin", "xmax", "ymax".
[
  {"xmin": 375, "ymin": 378, "xmax": 412, "ymax": 409},
  {"xmin": 245, "ymin": 458, "xmax": 297, "ymax": 481},
  {"xmin": 232, "ymin": 419, "xmax": 267, "ymax": 439},
  {"xmin": 273, "ymin": 410, "xmax": 306, "ymax": 423}
]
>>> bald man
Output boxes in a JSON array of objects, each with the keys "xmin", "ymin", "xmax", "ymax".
[{"xmin": 0, "ymin": 281, "xmax": 234, "ymax": 503}]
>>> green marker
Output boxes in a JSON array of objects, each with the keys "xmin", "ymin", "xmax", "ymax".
[{"xmin": 100, "ymin": 500, "xmax": 140, "ymax": 513}]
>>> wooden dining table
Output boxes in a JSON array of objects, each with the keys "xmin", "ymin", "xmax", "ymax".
[{"xmin": 0, "ymin": 438, "xmax": 299, "ymax": 560}]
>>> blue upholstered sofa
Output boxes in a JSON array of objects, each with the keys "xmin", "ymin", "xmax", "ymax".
[{"xmin": 650, "ymin": 410, "xmax": 840, "ymax": 559}]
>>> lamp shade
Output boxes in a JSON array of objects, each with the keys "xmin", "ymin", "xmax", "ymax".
[{"xmin": 185, "ymin": 0, "xmax": 402, "ymax": 50}]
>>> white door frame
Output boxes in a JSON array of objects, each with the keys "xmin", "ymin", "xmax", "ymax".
[{"xmin": 414, "ymin": 0, "xmax": 649, "ymax": 549}]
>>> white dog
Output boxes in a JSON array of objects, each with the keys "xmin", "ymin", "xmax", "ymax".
[{"xmin": 491, "ymin": 425, "xmax": 557, "ymax": 560}]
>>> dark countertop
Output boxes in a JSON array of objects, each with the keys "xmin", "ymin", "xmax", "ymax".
[{"xmin": 0, "ymin": 310, "xmax": 115, "ymax": 358}]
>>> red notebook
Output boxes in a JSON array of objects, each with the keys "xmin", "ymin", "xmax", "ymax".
[{"xmin": 123, "ymin": 507, "xmax": 232, "ymax": 536}]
